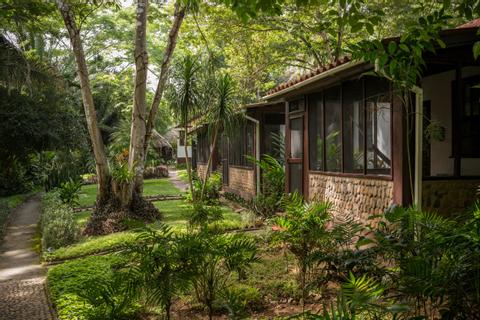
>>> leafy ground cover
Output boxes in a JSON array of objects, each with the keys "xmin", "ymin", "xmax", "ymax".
[
  {"xmin": 77, "ymin": 178, "xmax": 183, "ymax": 207},
  {"xmin": 44, "ymin": 200, "xmax": 252, "ymax": 262},
  {"xmin": 46, "ymin": 237, "xmax": 305, "ymax": 320},
  {"xmin": 47, "ymin": 254, "xmax": 134, "ymax": 320}
]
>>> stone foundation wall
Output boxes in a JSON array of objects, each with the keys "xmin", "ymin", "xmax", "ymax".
[
  {"xmin": 224, "ymin": 166, "xmax": 256, "ymax": 200},
  {"xmin": 197, "ymin": 163, "xmax": 208, "ymax": 181},
  {"xmin": 422, "ymin": 179, "xmax": 480, "ymax": 215},
  {"xmin": 309, "ymin": 173, "xmax": 394, "ymax": 222}
]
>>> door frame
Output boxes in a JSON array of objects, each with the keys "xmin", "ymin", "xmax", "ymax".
[{"xmin": 285, "ymin": 98, "xmax": 307, "ymax": 195}]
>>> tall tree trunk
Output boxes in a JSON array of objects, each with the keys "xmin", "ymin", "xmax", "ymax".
[
  {"xmin": 184, "ymin": 125, "xmax": 196, "ymax": 202},
  {"xmin": 140, "ymin": 2, "xmax": 186, "ymax": 190},
  {"xmin": 56, "ymin": 0, "xmax": 111, "ymax": 204},
  {"xmin": 200, "ymin": 125, "xmax": 219, "ymax": 201},
  {"xmin": 129, "ymin": 0, "xmax": 149, "ymax": 198}
]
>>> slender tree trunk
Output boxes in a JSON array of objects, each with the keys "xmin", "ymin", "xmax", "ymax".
[
  {"xmin": 184, "ymin": 126, "xmax": 196, "ymax": 202},
  {"xmin": 200, "ymin": 125, "xmax": 219, "ymax": 201},
  {"xmin": 140, "ymin": 2, "xmax": 186, "ymax": 190},
  {"xmin": 56, "ymin": 0, "xmax": 111, "ymax": 204},
  {"xmin": 129, "ymin": 0, "xmax": 149, "ymax": 199}
]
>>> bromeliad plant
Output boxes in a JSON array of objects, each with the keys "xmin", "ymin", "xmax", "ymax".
[{"xmin": 58, "ymin": 178, "xmax": 82, "ymax": 207}]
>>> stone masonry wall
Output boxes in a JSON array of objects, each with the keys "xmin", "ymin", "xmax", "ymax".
[
  {"xmin": 309, "ymin": 173, "xmax": 394, "ymax": 222},
  {"xmin": 224, "ymin": 167, "xmax": 256, "ymax": 200},
  {"xmin": 423, "ymin": 180, "xmax": 480, "ymax": 215}
]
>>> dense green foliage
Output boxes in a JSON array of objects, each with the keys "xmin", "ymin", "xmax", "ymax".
[
  {"xmin": 47, "ymin": 254, "xmax": 133, "ymax": 320},
  {"xmin": 41, "ymin": 191, "xmax": 79, "ymax": 250}
]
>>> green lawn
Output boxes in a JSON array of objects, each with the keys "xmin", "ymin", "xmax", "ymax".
[
  {"xmin": 45, "ymin": 199, "xmax": 253, "ymax": 262},
  {"xmin": 77, "ymin": 178, "xmax": 183, "ymax": 207},
  {"xmin": 177, "ymin": 169, "xmax": 189, "ymax": 183}
]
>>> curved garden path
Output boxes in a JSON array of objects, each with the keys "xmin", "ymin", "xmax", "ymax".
[
  {"xmin": 0, "ymin": 195, "xmax": 56, "ymax": 320},
  {"xmin": 169, "ymin": 169, "xmax": 189, "ymax": 192}
]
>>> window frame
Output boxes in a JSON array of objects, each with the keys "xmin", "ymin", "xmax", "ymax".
[
  {"xmin": 227, "ymin": 121, "xmax": 255, "ymax": 169},
  {"xmin": 454, "ymin": 74, "xmax": 480, "ymax": 158},
  {"xmin": 307, "ymin": 77, "xmax": 393, "ymax": 179}
]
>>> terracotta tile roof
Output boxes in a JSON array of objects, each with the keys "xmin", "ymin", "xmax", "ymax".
[
  {"xmin": 265, "ymin": 56, "xmax": 351, "ymax": 96},
  {"xmin": 456, "ymin": 18, "xmax": 480, "ymax": 29},
  {"xmin": 265, "ymin": 19, "xmax": 480, "ymax": 98}
]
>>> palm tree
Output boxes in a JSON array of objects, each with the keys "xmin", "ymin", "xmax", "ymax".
[
  {"xmin": 200, "ymin": 73, "xmax": 236, "ymax": 201},
  {"xmin": 169, "ymin": 55, "xmax": 201, "ymax": 201}
]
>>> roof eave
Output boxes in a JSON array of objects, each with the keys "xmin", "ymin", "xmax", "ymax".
[{"xmin": 262, "ymin": 60, "xmax": 365, "ymax": 101}]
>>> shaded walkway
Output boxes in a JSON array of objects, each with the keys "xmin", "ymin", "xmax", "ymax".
[
  {"xmin": 169, "ymin": 169, "xmax": 189, "ymax": 192},
  {"xmin": 0, "ymin": 195, "xmax": 56, "ymax": 320}
]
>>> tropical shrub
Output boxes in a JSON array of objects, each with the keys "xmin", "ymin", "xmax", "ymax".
[
  {"xmin": 125, "ymin": 226, "xmax": 200, "ymax": 320},
  {"xmin": 248, "ymin": 155, "xmax": 285, "ymax": 217},
  {"xmin": 58, "ymin": 178, "xmax": 82, "ymax": 207},
  {"xmin": 271, "ymin": 193, "xmax": 361, "ymax": 306},
  {"xmin": 287, "ymin": 273, "xmax": 405, "ymax": 320},
  {"xmin": 41, "ymin": 191, "xmax": 79, "ymax": 250},
  {"xmin": 31, "ymin": 150, "xmax": 90, "ymax": 192},
  {"xmin": 188, "ymin": 172, "xmax": 222, "ymax": 205},
  {"xmin": 222, "ymin": 284, "xmax": 262, "ymax": 319},
  {"xmin": 188, "ymin": 203, "xmax": 224, "ymax": 230},
  {"xmin": 250, "ymin": 193, "xmax": 278, "ymax": 218},
  {"xmin": 359, "ymin": 205, "xmax": 480, "ymax": 318},
  {"xmin": 192, "ymin": 230, "xmax": 258, "ymax": 320}
]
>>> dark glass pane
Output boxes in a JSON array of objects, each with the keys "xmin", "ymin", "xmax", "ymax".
[
  {"xmin": 264, "ymin": 117, "xmax": 285, "ymax": 163},
  {"xmin": 289, "ymin": 163, "xmax": 302, "ymax": 194},
  {"xmin": 365, "ymin": 77, "xmax": 391, "ymax": 174},
  {"xmin": 308, "ymin": 93, "xmax": 323, "ymax": 171},
  {"xmin": 325, "ymin": 86, "xmax": 342, "ymax": 172},
  {"xmin": 246, "ymin": 122, "xmax": 255, "ymax": 166},
  {"xmin": 343, "ymin": 80, "xmax": 364, "ymax": 173},
  {"xmin": 290, "ymin": 117, "xmax": 303, "ymax": 158},
  {"xmin": 289, "ymin": 99, "xmax": 305, "ymax": 113},
  {"xmin": 461, "ymin": 81, "xmax": 480, "ymax": 157}
]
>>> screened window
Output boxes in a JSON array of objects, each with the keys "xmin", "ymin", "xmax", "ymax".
[
  {"xmin": 343, "ymin": 80, "xmax": 364, "ymax": 173},
  {"xmin": 366, "ymin": 77, "xmax": 391, "ymax": 174},
  {"xmin": 308, "ymin": 93, "xmax": 324, "ymax": 171},
  {"xmin": 461, "ymin": 77, "xmax": 480, "ymax": 157},
  {"xmin": 197, "ymin": 129, "xmax": 209, "ymax": 164},
  {"xmin": 263, "ymin": 114, "xmax": 285, "ymax": 162},
  {"xmin": 325, "ymin": 86, "xmax": 342, "ymax": 172},
  {"xmin": 228, "ymin": 121, "xmax": 255, "ymax": 167},
  {"xmin": 307, "ymin": 76, "xmax": 392, "ymax": 176},
  {"xmin": 290, "ymin": 117, "xmax": 303, "ymax": 158}
]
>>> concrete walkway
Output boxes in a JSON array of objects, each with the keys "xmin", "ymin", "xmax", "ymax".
[
  {"xmin": 0, "ymin": 195, "xmax": 56, "ymax": 320},
  {"xmin": 169, "ymin": 169, "xmax": 189, "ymax": 192}
]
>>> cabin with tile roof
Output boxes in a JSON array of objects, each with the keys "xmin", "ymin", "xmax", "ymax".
[{"xmin": 197, "ymin": 21, "xmax": 480, "ymax": 217}]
